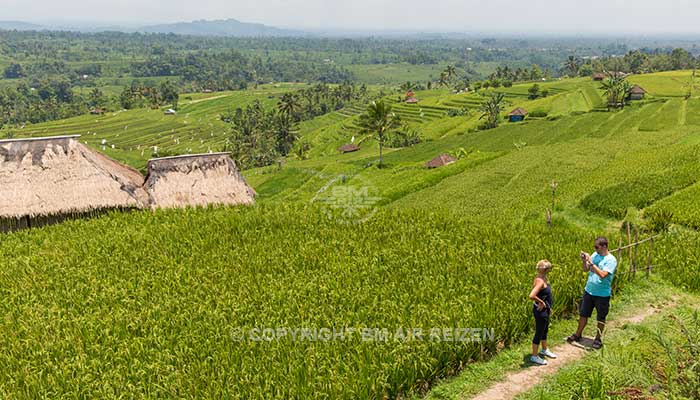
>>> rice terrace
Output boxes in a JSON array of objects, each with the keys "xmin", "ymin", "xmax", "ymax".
[{"xmin": 1, "ymin": 3, "xmax": 700, "ymax": 399}]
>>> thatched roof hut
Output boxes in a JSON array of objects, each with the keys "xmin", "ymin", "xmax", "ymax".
[
  {"xmin": 629, "ymin": 85, "xmax": 647, "ymax": 100},
  {"xmin": 0, "ymin": 135, "xmax": 147, "ymax": 222},
  {"xmin": 337, "ymin": 144, "xmax": 360, "ymax": 153},
  {"xmin": 592, "ymin": 73, "xmax": 605, "ymax": 81},
  {"xmin": 426, "ymin": 153, "xmax": 456, "ymax": 169},
  {"xmin": 508, "ymin": 107, "xmax": 528, "ymax": 122},
  {"xmin": 144, "ymin": 153, "xmax": 255, "ymax": 209}
]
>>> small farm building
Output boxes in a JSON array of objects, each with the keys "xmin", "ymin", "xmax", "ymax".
[
  {"xmin": 338, "ymin": 144, "xmax": 360, "ymax": 153},
  {"xmin": 508, "ymin": 107, "xmax": 528, "ymax": 122},
  {"xmin": 0, "ymin": 135, "xmax": 147, "ymax": 230},
  {"xmin": 426, "ymin": 154, "xmax": 457, "ymax": 169},
  {"xmin": 144, "ymin": 153, "xmax": 256, "ymax": 210},
  {"xmin": 629, "ymin": 85, "xmax": 647, "ymax": 100}
]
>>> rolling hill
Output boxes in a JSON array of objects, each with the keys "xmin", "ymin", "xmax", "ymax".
[{"xmin": 140, "ymin": 18, "xmax": 302, "ymax": 37}]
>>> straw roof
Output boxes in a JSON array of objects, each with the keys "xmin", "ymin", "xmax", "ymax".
[
  {"xmin": 592, "ymin": 72, "xmax": 605, "ymax": 80},
  {"xmin": 0, "ymin": 135, "xmax": 148, "ymax": 219},
  {"xmin": 337, "ymin": 144, "xmax": 360, "ymax": 153},
  {"xmin": 630, "ymin": 85, "xmax": 647, "ymax": 95},
  {"xmin": 509, "ymin": 107, "xmax": 528, "ymax": 116},
  {"xmin": 426, "ymin": 153, "xmax": 456, "ymax": 169},
  {"xmin": 144, "ymin": 153, "xmax": 255, "ymax": 209}
]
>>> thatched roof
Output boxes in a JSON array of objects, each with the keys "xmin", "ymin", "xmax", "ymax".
[
  {"xmin": 509, "ymin": 107, "xmax": 528, "ymax": 116},
  {"xmin": 0, "ymin": 135, "xmax": 147, "ymax": 219},
  {"xmin": 426, "ymin": 153, "xmax": 457, "ymax": 169},
  {"xmin": 630, "ymin": 85, "xmax": 647, "ymax": 95},
  {"xmin": 144, "ymin": 153, "xmax": 255, "ymax": 209},
  {"xmin": 592, "ymin": 73, "xmax": 605, "ymax": 80},
  {"xmin": 337, "ymin": 144, "xmax": 360, "ymax": 153}
]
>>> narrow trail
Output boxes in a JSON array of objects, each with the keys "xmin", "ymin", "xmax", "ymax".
[{"xmin": 466, "ymin": 297, "xmax": 676, "ymax": 400}]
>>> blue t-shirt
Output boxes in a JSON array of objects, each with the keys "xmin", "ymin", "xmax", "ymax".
[{"xmin": 584, "ymin": 252, "xmax": 617, "ymax": 297}]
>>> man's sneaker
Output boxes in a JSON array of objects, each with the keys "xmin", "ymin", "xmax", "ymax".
[
  {"xmin": 592, "ymin": 338, "xmax": 603, "ymax": 349},
  {"xmin": 566, "ymin": 333, "xmax": 581, "ymax": 343},
  {"xmin": 530, "ymin": 355, "xmax": 548, "ymax": 365},
  {"xmin": 539, "ymin": 348, "xmax": 558, "ymax": 359}
]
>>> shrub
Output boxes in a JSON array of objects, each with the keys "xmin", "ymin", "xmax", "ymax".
[{"xmin": 529, "ymin": 109, "xmax": 548, "ymax": 118}]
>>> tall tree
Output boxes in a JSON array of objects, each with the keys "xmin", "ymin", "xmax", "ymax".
[
  {"xmin": 357, "ymin": 100, "xmax": 401, "ymax": 167},
  {"xmin": 277, "ymin": 93, "xmax": 301, "ymax": 119},
  {"xmin": 565, "ymin": 56, "xmax": 580, "ymax": 77},
  {"xmin": 479, "ymin": 93, "xmax": 505, "ymax": 129}
]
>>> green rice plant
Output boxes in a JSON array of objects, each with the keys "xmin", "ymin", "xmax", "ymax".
[{"xmin": 0, "ymin": 205, "xmax": 611, "ymax": 399}]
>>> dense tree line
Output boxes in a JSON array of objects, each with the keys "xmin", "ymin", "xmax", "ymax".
[
  {"xmin": 561, "ymin": 49, "xmax": 700, "ymax": 77},
  {"xmin": 277, "ymin": 82, "xmax": 369, "ymax": 121},
  {"xmin": 0, "ymin": 78, "xmax": 88, "ymax": 127},
  {"xmin": 221, "ymin": 101, "xmax": 296, "ymax": 168},
  {"xmin": 118, "ymin": 80, "xmax": 179, "ymax": 110},
  {"xmin": 222, "ymin": 82, "xmax": 371, "ymax": 168}
]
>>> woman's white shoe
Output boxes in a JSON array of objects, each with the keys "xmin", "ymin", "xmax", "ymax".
[
  {"xmin": 539, "ymin": 348, "xmax": 557, "ymax": 359},
  {"xmin": 530, "ymin": 355, "xmax": 548, "ymax": 365}
]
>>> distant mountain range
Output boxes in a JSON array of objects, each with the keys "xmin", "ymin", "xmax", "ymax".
[
  {"xmin": 0, "ymin": 21, "xmax": 45, "ymax": 31},
  {"xmin": 141, "ymin": 19, "xmax": 302, "ymax": 37},
  {"xmin": 0, "ymin": 18, "xmax": 303, "ymax": 37}
]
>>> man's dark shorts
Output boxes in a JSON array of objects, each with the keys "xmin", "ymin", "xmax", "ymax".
[{"xmin": 579, "ymin": 291, "xmax": 610, "ymax": 322}]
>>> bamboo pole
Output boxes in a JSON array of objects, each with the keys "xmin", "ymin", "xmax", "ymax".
[
  {"xmin": 627, "ymin": 224, "xmax": 633, "ymax": 275},
  {"xmin": 611, "ymin": 234, "xmax": 662, "ymax": 252},
  {"xmin": 633, "ymin": 229, "xmax": 639, "ymax": 276},
  {"xmin": 617, "ymin": 235, "xmax": 623, "ymax": 276},
  {"xmin": 646, "ymin": 238, "xmax": 654, "ymax": 277}
]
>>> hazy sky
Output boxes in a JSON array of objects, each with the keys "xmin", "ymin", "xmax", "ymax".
[{"xmin": 2, "ymin": 0, "xmax": 699, "ymax": 34}]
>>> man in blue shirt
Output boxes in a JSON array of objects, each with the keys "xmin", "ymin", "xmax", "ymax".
[{"xmin": 566, "ymin": 236, "xmax": 617, "ymax": 349}]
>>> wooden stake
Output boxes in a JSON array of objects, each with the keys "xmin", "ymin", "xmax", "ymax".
[
  {"xmin": 626, "ymin": 224, "xmax": 632, "ymax": 274},
  {"xmin": 617, "ymin": 235, "xmax": 623, "ymax": 268},
  {"xmin": 646, "ymin": 237, "xmax": 654, "ymax": 277},
  {"xmin": 633, "ymin": 229, "xmax": 639, "ymax": 276}
]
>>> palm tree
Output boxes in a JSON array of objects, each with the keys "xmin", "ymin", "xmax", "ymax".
[
  {"xmin": 445, "ymin": 65, "xmax": 457, "ymax": 80},
  {"xmin": 601, "ymin": 74, "xmax": 631, "ymax": 109},
  {"xmin": 479, "ymin": 93, "xmax": 505, "ymax": 129},
  {"xmin": 438, "ymin": 72, "xmax": 449, "ymax": 88},
  {"xmin": 565, "ymin": 56, "xmax": 579, "ymax": 77},
  {"xmin": 278, "ymin": 93, "xmax": 300, "ymax": 119},
  {"xmin": 357, "ymin": 100, "xmax": 401, "ymax": 167}
]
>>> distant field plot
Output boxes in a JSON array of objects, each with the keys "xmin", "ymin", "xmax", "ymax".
[
  {"xmin": 628, "ymin": 70, "xmax": 696, "ymax": 97},
  {"xmin": 683, "ymin": 98, "xmax": 700, "ymax": 125},
  {"xmin": 11, "ymin": 86, "xmax": 296, "ymax": 170},
  {"xmin": 347, "ymin": 63, "xmax": 447, "ymax": 84},
  {"xmin": 637, "ymin": 99, "xmax": 681, "ymax": 131},
  {"xmin": 647, "ymin": 181, "xmax": 700, "ymax": 229}
]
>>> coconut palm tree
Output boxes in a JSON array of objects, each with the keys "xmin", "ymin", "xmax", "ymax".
[
  {"xmin": 445, "ymin": 65, "xmax": 457, "ymax": 80},
  {"xmin": 438, "ymin": 72, "xmax": 449, "ymax": 88},
  {"xmin": 278, "ymin": 93, "xmax": 300, "ymax": 119},
  {"xmin": 565, "ymin": 56, "xmax": 580, "ymax": 77},
  {"xmin": 479, "ymin": 93, "xmax": 505, "ymax": 129},
  {"xmin": 357, "ymin": 100, "xmax": 401, "ymax": 167}
]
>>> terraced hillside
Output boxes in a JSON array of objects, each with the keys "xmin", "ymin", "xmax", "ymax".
[{"xmin": 2, "ymin": 71, "xmax": 700, "ymax": 399}]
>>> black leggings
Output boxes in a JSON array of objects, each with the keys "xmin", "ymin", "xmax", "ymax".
[{"xmin": 533, "ymin": 314, "xmax": 550, "ymax": 345}]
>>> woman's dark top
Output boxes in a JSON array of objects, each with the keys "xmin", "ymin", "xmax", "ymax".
[{"xmin": 533, "ymin": 281, "xmax": 553, "ymax": 318}]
